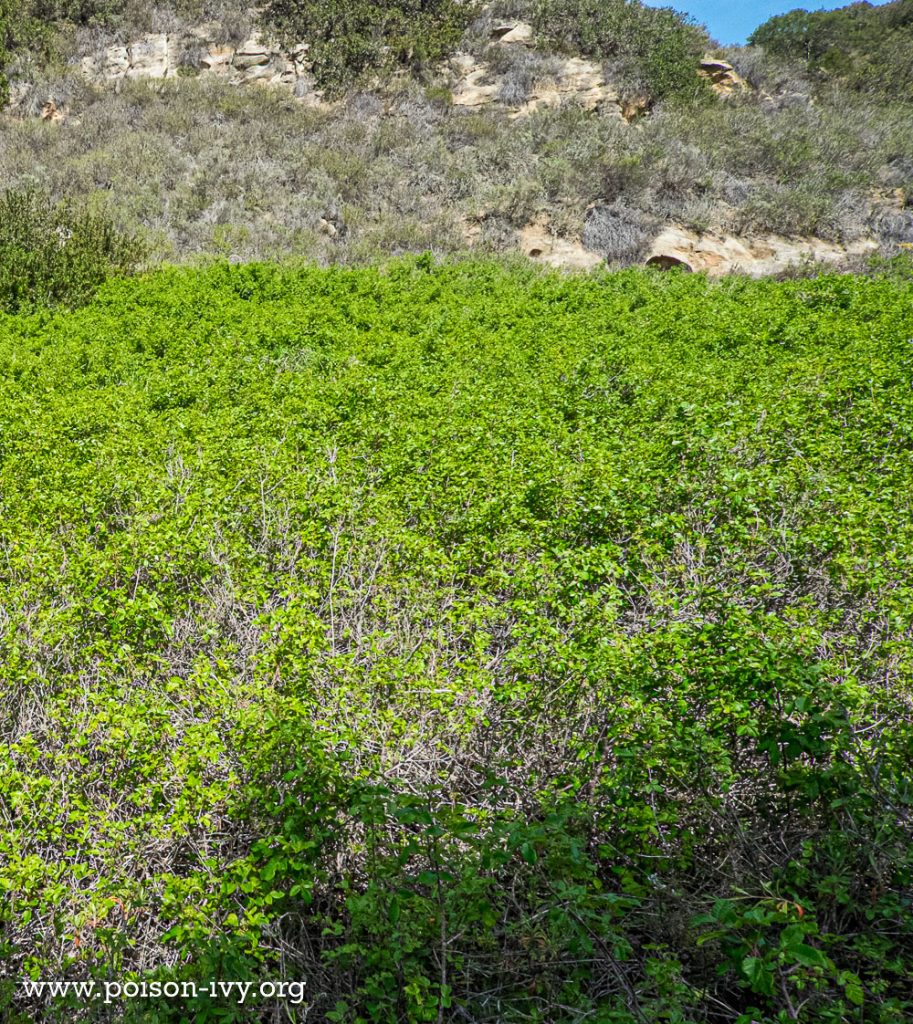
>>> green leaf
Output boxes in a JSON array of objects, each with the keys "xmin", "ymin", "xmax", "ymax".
[{"xmin": 742, "ymin": 956, "xmax": 774, "ymax": 996}]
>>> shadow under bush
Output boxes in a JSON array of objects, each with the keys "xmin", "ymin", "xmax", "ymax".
[{"xmin": 104, "ymin": 618, "xmax": 912, "ymax": 1024}]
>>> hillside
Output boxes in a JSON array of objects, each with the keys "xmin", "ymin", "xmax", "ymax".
[
  {"xmin": 2, "ymin": 3, "xmax": 913, "ymax": 1023},
  {"xmin": 0, "ymin": 0, "xmax": 911, "ymax": 276},
  {"xmin": 1, "ymin": 260, "xmax": 912, "ymax": 1022}
]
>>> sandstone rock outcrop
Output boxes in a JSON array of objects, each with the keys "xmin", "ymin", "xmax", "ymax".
[
  {"xmin": 519, "ymin": 217, "xmax": 604, "ymax": 270},
  {"xmin": 68, "ymin": 20, "xmax": 746, "ymax": 119},
  {"xmin": 490, "ymin": 22, "xmax": 535, "ymax": 47},
  {"xmin": 125, "ymin": 36, "xmax": 170, "ymax": 79},
  {"xmin": 464, "ymin": 209, "xmax": 878, "ymax": 276},
  {"xmin": 40, "ymin": 100, "xmax": 67, "ymax": 123},
  {"xmin": 698, "ymin": 57, "xmax": 746, "ymax": 97},
  {"xmin": 645, "ymin": 226, "xmax": 877, "ymax": 277},
  {"xmin": 450, "ymin": 53, "xmax": 622, "ymax": 118},
  {"xmin": 79, "ymin": 28, "xmax": 322, "ymax": 101},
  {"xmin": 449, "ymin": 18, "xmax": 624, "ymax": 117}
]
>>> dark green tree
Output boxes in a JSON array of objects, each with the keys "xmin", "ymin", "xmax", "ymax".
[
  {"xmin": 0, "ymin": 187, "xmax": 145, "ymax": 312},
  {"xmin": 750, "ymin": 0, "xmax": 913, "ymax": 98}
]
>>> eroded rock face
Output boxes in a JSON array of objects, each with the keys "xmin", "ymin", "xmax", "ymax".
[
  {"xmin": 464, "ymin": 210, "xmax": 878, "ymax": 276},
  {"xmin": 448, "ymin": 57, "xmax": 498, "ymax": 108},
  {"xmin": 79, "ymin": 28, "xmax": 321, "ymax": 100},
  {"xmin": 698, "ymin": 57, "xmax": 746, "ymax": 97},
  {"xmin": 40, "ymin": 100, "xmax": 67, "ymax": 123},
  {"xmin": 126, "ymin": 35, "xmax": 170, "ymax": 79},
  {"xmin": 199, "ymin": 45, "xmax": 234, "ymax": 72},
  {"xmin": 645, "ymin": 226, "xmax": 877, "ymax": 277},
  {"xmin": 518, "ymin": 218, "xmax": 605, "ymax": 270},
  {"xmin": 490, "ymin": 22, "xmax": 535, "ymax": 46},
  {"xmin": 450, "ymin": 53, "xmax": 622, "ymax": 118},
  {"xmin": 449, "ymin": 17, "xmax": 624, "ymax": 117},
  {"xmin": 231, "ymin": 36, "xmax": 271, "ymax": 70}
]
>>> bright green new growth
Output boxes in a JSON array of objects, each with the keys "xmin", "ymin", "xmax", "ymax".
[{"xmin": 1, "ymin": 258, "xmax": 912, "ymax": 1022}]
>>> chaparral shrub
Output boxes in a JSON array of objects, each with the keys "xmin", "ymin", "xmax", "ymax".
[
  {"xmin": 530, "ymin": 0, "xmax": 711, "ymax": 103},
  {"xmin": 0, "ymin": 187, "xmax": 145, "ymax": 313},
  {"xmin": 749, "ymin": 0, "xmax": 913, "ymax": 99},
  {"xmin": 260, "ymin": 0, "xmax": 479, "ymax": 95}
]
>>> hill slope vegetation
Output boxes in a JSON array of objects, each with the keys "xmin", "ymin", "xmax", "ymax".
[
  {"xmin": 750, "ymin": 0, "xmax": 913, "ymax": 99},
  {"xmin": 1, "ymin": 0, "xmax": 912, "ymax": 271}
]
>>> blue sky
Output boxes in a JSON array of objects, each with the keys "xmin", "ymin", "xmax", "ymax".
[{"xmin": 643, "ymin": 1, "xmax": 894, "ymax": 46}]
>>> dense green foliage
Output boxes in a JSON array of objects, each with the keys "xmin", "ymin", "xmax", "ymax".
[
  {"xmin": 0, "ymin": 187, "xmax": 145, "ymax": 314},
  {"xmin": 1, "ymin": 259, "xmax": 912, "ymax": 1022},
  {"xmin": 2, "ymin": 0, "xmax": 122, "ymax": 23},
  {"xmin": 0, "ymin": 0, "xmax": 123, "ymax": 83},
  {"xmin": 749, "ymin": 0, "xmax": 913, "ymax": 98},
  {"xmin": 261, "ymin": 0, "xmax": 477, "ymax": 94},
  {"xmin": 530, "ymin": 0, "xmax": 711, "ymax": 102},
  {"xmin": 0, "ymin": 0, "xmax": 232, "ymax": 34}
]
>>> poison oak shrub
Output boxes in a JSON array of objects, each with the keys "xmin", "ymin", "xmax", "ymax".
[{"xmin": 2, "ymin": 261, "xmax": 912, "ymax": 1022}]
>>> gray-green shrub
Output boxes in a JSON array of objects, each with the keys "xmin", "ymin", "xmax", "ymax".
[{"xmin": 582, "ymin": 201, "xmax": 655, "ymax": 263}]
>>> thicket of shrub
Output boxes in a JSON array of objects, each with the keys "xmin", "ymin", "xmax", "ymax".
[
  {"xmin": 749, "ymin": 0, "xmax": 913, "ymax": 99},
  {"xmin": 1, "ymin": 260, "xmax": 912, "ymax": 1023},
  {"xmin": 260, "ymin": 0, "xmax": 479, "ymax": 95},
  {"xmin": 0, "ymin": 0, "xmax": 49, "ymax": 104},
  {"xmin": 529, "ymin": 0, "xmax": 711, "ymax": 103},
  {"xmin": 0, "ymin": 187, "xmax": 145, "ymax": 313}
]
